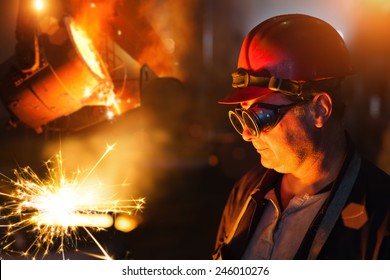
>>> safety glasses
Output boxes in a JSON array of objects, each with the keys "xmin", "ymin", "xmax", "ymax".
[{"xmin": 228, "ymin": 101, "xmax": 305, "ymax": 137}]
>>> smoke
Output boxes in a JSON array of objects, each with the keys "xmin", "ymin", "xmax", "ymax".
[
  {"xmin": 41, "ymin": 115, "xmax": 160, "ymax": 200},
  {"xmin": 40, "ymin": 76, "xmax": 195, "ymax": 202},
  {"xmin": 70, "ymin": 0, "xmax": 117, "ymax": 39},
  {"xmin": 135, "ymin": 0, "xmax": 198, "ymax": 79},
  {"xmin": 69, "ymin": 0, "xmax": 198, "ymax": 79}
]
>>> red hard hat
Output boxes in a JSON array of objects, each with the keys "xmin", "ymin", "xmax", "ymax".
[{"xmin": 219, "ymin": 14, "xmax": 354, "ymax": 104}]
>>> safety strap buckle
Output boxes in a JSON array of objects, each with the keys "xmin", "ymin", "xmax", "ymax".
[
  {"xmin": 268, "ymin": 76, "xmax": 302, "ymax": 96},
  {"xmin": 231, "ymin": 68, "xmax": 303, "ymax": 96}
]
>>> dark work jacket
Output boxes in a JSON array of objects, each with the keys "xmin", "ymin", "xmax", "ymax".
[{"xmin": 213, "ymin": 148, "xmax": 390, "ymax": 260}]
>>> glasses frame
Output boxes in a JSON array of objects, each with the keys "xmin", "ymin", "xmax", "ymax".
[{"xmin": 228, "ymin": 101, "xmax": 307, "ymax": 137}]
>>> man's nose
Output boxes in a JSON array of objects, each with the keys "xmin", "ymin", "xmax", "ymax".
[{"xmin": 242, "ymin": 127, "xmax": 256, "ymax": 142}]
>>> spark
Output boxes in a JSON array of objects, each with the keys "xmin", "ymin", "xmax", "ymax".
[
  {"xmin": 0, "ymin": 145, "xmax": 145, "ymax": 259},
  {"xmin": 106, "ymin": 110, "xmax": 115, "ymax": 120}
]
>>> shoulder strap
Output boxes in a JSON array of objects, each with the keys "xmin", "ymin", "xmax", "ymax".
[{"xmin": 308, "ymin": 151, "xmax": 362, "ymax": 259}]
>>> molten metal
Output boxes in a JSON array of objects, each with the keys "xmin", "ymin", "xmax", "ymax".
[{"xmin": 69, "ymin": 20, "xmax": 106, "ymax": 80}]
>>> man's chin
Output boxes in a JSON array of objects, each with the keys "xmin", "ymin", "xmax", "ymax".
[
  {"xmin": 260, "ymin": 157, "xmax": 282, "ymax": 172},
  {"xmin": 260, "ymin": 157, "xmax": 272, "ymax": 169}
]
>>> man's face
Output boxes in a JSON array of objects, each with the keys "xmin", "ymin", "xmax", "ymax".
[{"xmin": 240, "ymin": 93, "xmax": 317, "ymax": 174}]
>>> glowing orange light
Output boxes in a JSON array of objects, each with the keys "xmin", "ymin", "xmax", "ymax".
[
  {"xmin": 106, "ymin": 110, "xmax": 115, "ymax": 120},
  {"xmin": 67, "ymin": 18, "xmax": 122, "ymax": 117},
  {"xmin": 34, "ymin": 0, "xmax": 44, "ymax": 11},
  {"xmin": 114, "ymin": 215, "xmax": 140, "ymax": 233},
  {"xmin": 84, "ymin": 87, "xmax": 92, "ymax": 98},
  {"xmin": 69, "ymin": 21, "xmax": 105, "ymax": 79}
]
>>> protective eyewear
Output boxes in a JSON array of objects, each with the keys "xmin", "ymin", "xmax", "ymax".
[{"xmin": 228, "ymin": 101, "xmax": 305, "ymax": 137}]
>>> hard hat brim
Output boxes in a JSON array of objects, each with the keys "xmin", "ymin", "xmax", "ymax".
[{"xmin": 218, "ymin": 86, "xmax": 273, "ymax": 104}]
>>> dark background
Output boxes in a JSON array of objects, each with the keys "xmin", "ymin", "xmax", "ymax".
[{"xmin": 0, "ymin": 0, "xmax": 389, "ymax": 260}]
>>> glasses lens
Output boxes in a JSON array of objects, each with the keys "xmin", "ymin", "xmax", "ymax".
[
  {"xmin": 228, "ymin": 111, "xmax": 244, "ymax": 135},
  {"xmin": 242, "ymin": 111, "xmax": 259, "ymax": 137}
]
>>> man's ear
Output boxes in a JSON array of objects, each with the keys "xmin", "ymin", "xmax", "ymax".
[{"xmin": 311, "ymin": 93, "xmax": 333, "ymax": 128}]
